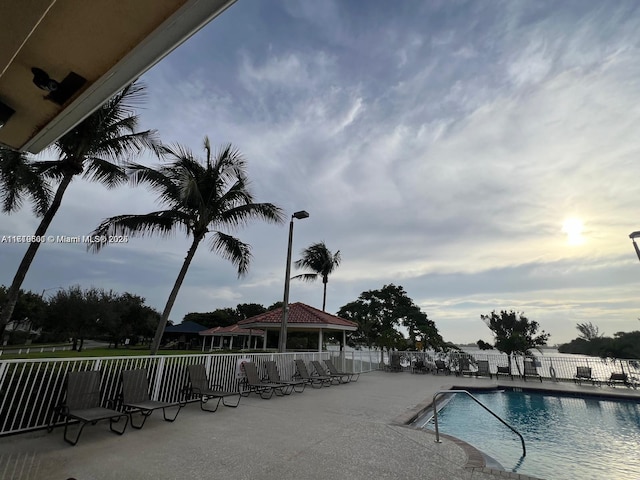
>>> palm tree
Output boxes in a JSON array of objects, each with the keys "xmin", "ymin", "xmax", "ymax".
[
  {"xmin": 0, "ymin": 83, "xmax": 157, "ymax": 336},
  {"xmin": 292, "ymin": 242, "xmax": 341, "ymax": 311},
  {"xmin": 88, "ymin": 137, "xmax": 285, "ymax": 354}
]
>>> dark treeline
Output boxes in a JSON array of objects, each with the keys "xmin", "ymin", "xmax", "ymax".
[
  {"xmin": 1, "ymin": 285, "xmax": 159, "ymax": 350},
  {"xmin": 558, "ymin": 331, "xmax": 640, "ymax": 359}
]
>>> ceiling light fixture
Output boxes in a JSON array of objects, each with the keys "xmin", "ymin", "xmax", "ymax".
[{"xmin": 31, "ymin": 67, "xmax": 60, "ymax": 92}]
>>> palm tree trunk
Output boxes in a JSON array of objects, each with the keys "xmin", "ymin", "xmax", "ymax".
[
  {"xmin": 150, "ymin": 234, "xmax": 204, "ymax": 355},
  {"xmin": 0, "ymin": 173, "xmax": 74, "ymax": 337},
  {"xmin": 322, "ymin": 279, "xmax": 327, "ymax": 311}
]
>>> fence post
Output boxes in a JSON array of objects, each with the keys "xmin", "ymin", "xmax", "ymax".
[{"xmin": 151, "ymin": 356, "xmax": 165, "ymax": 400}]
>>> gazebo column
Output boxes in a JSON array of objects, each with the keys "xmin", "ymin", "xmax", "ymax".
[
  {"xmin": 210, "ymin": 336, "xmax": 214, "ymax": 351},
  {"xmin": 318, "ymin": 329, "xmax": 323, "ymax": 353},
  {"xmin": 219, "ymin": 335, "xmax": 224, "ymax": 349},
  {"xmin": 229, "ymin": 336, "xmax": 234, "ymax": 350},
  {"xmin": 263, "ymin": 330, "xmax": 267, "ymax": 351}
]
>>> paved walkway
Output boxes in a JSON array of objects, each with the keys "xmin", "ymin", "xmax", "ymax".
[{"xmin": 1, "ymin": 371, "xmax": 638, "ymax": 480}]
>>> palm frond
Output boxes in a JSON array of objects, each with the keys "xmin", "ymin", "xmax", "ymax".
[
  {"xmin": 294, "ymin": 242, "xmax": 341, "ymax": 277},
  {"xmin": 209, "ymin": 231, "xmax": 252, "ymax": 277},
  {"xmin": 87, "ymin": 210, "xmax": 190, "ymax": 252},
  {"xmin": 126, "ymin": 162, "xmax": 181, "ymax": 202},
  {"xmin": 217, "ymin": 202, "xmax": 285, "ymax": 230},
  {"xmin": 82, "ymin": 158, "xmax": 128, "ymax": 188},
  {"xmin": 54, "ymin": 81, "xmax": 158, "ymax": 166},
  {"xmin": 0, "ymin": 147, "xmax": 52, "ymax": 215},
  {"xmin": 32, "ymin": 160, "xmax": 67, "ymax": 180},
  {"xmin": 291, "ymin": 273, "xmax": 318, "ymax": 282}
]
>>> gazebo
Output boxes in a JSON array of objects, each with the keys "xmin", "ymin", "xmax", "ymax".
[
  {"xmin": 162, "ymin": 321, "xmax": 207, "ymax": 349},
  {"xmin": 199, "ymin": 324, "xmax": 265, "ymax": 351},
  {"xmin": 237, "ymin": 302, "xmax": 358, "ymax": 352}
]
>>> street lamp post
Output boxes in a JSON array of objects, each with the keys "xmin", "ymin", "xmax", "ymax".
[
  {"xmin": 630, "ymin": 231, "xmax": 640, "ymax": 262},
  {"xmin": 279, "ymin": 210, "xmax": 309, "ymax": 353}
]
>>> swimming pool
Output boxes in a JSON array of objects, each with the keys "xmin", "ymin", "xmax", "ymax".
[{"xmin": 419, "ymin": 389, "xmax": 640, "ymax": 480}]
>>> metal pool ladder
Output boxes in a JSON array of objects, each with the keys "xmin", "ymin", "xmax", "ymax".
[{"xmin": 432, "ymin": 390, "xmax": 526, "ymax": 457}]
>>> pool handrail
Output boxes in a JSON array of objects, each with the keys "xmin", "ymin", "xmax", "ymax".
[{"xmin": 432, "ymin": 389, "xmax": 526, "ymax": 457}]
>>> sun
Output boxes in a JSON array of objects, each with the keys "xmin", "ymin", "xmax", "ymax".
[{"xmin": 562, "ymin": 218, "xmax": 584, "ymax": 246}]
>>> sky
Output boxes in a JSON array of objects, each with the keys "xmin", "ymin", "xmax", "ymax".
[{"xmin": 2, "ymin": 0, "xmax": 640, "ymax": 345}]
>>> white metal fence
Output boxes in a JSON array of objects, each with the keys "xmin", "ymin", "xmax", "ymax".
[
  {"xmin": 385, "ymin": 350, "xmax": 640, "ymax": 383},
  {"xmin": 0, "ymin": 350, "xmax": 380, "ymax": 437}
]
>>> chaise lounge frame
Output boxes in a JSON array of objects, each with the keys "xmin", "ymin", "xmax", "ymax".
[
  {"xmin": 325, "ymin": 358, "xmax": 360, "ymax": 382},
  {"xmin": 47, "ymin": 370, "xmax": 128, "ymax": 446},
  {"xmin": 264, "ymin": 361, "xmax": 306, "ymax": 393},
  {"xmin": 185, "ymin": 364, "xmax": 241, "ymax": 412},
  {"xmin": 120, "ymin": 369, "xmax": 184, "ymax": 428},
  {"xmin": 240, "ymin": 361, "xmax": 291, "ymax": 399},
  {"xmin": 293, "ymin": 359, "xmax": 332, "ymax": 388}
]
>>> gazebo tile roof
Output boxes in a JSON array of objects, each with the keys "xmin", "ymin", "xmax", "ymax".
[{"xmin": 237, "ymin": 302, "xmax": 357, "ymax": 329}]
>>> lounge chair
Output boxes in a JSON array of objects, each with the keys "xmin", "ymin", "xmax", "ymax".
[
  {"xmin": 434, "ymin": 360, "xmax": 449, "ymax": 375},
  {"xmin": 456, "ymin": 357, "xmax": 474, "ymax": 377},
  {"xmin": 388, "ymin": 353, "xmax": 402, "ymax": 372},
  {"xmin": 293, "ymin": 359, "xmax": 332, "ymax": 388},
  {"xmin": 185, "ymin": 364, "xmax": 241, "ymax": 412},
  {"xmin": 523, "ymin": 359, "xmax": 542, "ymax": 382},
  {"xmin": 264, "ymin": 361, "xmax": 306, "ymax": 393},
  {"xmin": 496, "ymin": 365, "xmax": 513, "ymax": 380},
  {"xmin": 476, "ymin": 360, "xmax": 492, "ymax": 379},
  {"xmin": 311, "ymin": 360, "xmax": 348, "ymax": 384},
  {"xmin": 240, "ymin": 361, "xmax": 291, "ymax": 399},
  {"xmin": 607, "ymin": 372, "xmax": 633, "ymax": 388},
  {"xmin": 121, "ymin": 369, "xmax": 184, "ymax": 428},
  {"xmin": 411, "ymin": 359, "xmax": 428, "ymax": 374},
  {"xmin": 47, "ymin": 370, "xmax": 128, "ymax": 446},
  {"xmin": 325, "ymin": 358, "xmax": 360, "ymax": 381},
  {"xmin": 574, "ymin": 366, "xmax": 599, "ymax": 386}
]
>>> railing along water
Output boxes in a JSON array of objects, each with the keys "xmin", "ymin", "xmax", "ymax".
[
  {"xmin": 0, "ymin": 350, "xmax": 382, "ymax": 437},
  {"xmin": 432, "ymin": 389, "xmax": 526, "ymax": 458},
  {"xmin": 384, "ymin": 351, "xmax": 640, "ymax": 384}
]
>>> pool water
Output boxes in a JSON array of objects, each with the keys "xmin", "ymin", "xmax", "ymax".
[{"xmin": 423, "ymin": 390, "xmax": 640, "ymax": 480}]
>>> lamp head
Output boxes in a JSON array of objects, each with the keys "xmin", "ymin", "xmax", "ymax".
[
  {"xmin": 630, "ymin": 231, "xmax": 640, "ymax": 239},
  {"xmin": 31, "ymin": 68, "xmax": 59, "ymax": 92},
  {"xmin": 293, "ymin": 210, "xmax": 309, "ymax": 220}
]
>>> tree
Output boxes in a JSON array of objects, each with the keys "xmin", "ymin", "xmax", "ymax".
[
  {"xmin": 576, "ymin": 322, "xmax": 603, "ymax": 341},
  {"xmin": 558, "ymin": 329, "xmax": 640, "ymax": 359},
  {"xmin": 88, "ymin": 137, "xmax": 284, "ymax": 354},
  {"xmin": 267, "ymin": 301, "xmax": 283, "ymax": 311},
  {"xmin": 0, "ymin": 285, "xmax": 48, "ymax": 344},
  {"xmin": 476, "ymin": 339, "xmax": 494, "ymax": 350},
  {"xmin": 183, "ymin": 309, "xmax": 238, "ymax": 329},
  {"xmin": 46, "ymin": 286, "xmax": 101, "ymax": 351},
  {"xmin": 0, "ymin": 83, "xmax": 157, "ymax": 337},
  {"xmin": 236, "ymin": 303, "xmax": 266, "ymax": 319},
  {"xmin": 292, "ymin": 241, "xmax": 341, "ymax": 311},
  {"xmin": 338, "ymin": 284, "xmax": 444, "ymax": 354},
  {"xmin": 480, "ymin": 310, "xmax": 550, "ymax": 373}
]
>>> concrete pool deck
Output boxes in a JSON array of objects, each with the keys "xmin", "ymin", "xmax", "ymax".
[{"xmin": 1, "ymin": 370, "xmax": 638, "ymax": 480}]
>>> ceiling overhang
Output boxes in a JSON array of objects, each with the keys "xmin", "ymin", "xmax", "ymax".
[{"xmin": 0, "ymin": 0, "xmax": 236, "ymax": 153}]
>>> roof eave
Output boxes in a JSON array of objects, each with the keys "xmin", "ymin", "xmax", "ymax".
[{"xmin": 22, "ymin": 0, "xmax": 236, "ymax": 153}]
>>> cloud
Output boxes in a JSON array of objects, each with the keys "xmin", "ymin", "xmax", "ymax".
[{"xmin": 3, "ymin": 1, "xmax": 640, "ymax": 345}]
